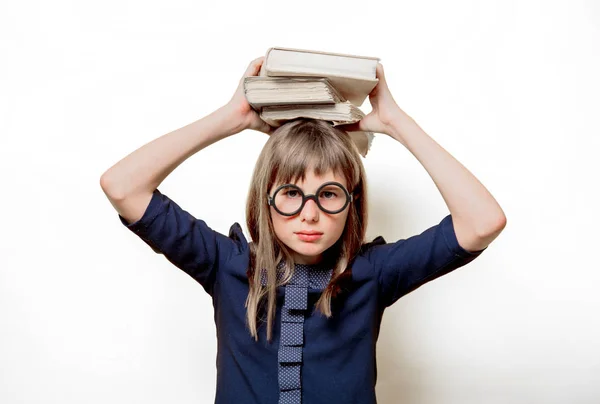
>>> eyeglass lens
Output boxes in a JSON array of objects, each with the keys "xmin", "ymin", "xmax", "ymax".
[{"xmin": 273, "ymin": 183, "xmax": 348, "ymax": 214}]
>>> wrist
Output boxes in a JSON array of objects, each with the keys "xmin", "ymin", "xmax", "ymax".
[
  {"xmin": 387, "ymin": 109, "xmax": 416, "ymax": 140},
  {"xmin": 216, "ymin": 103, "xmax": 248, "ymax": 135}
]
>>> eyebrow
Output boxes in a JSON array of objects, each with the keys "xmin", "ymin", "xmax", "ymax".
[{"xmin": 280, "ymin": 182, "xmax": 347, "ymax": 191}]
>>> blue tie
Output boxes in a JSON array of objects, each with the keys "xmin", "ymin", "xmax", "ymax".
[{"xmin": 272, "ymin": 263, "xmax": 333, "ymax": 404}]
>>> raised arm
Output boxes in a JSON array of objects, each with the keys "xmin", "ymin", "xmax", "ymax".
[
  {"xmin": 100, "ymin": 57, "xmax": 274, "ymax": 223},
  {"xmin": 338, "ymin": 63, "xmax": 506, "ymax": 252}
]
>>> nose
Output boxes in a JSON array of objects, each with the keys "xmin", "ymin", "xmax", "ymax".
[{"xmin": 300, "ymin": 198, "xmax": 319, "ymax": 222}]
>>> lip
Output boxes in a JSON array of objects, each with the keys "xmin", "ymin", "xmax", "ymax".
[
  {"xmin": 295, "ymin": 231, "xmax": 323, "ymax": 235},
  {"xmin": 295, "ymin": 231, "xmax": 323, "ymax": 242}
]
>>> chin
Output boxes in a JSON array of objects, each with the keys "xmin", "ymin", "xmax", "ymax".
[
  {"xmin": 294, "ymin": 244, "xmax": 324, "ymax": 255},
  {"xmin": 289, "ymin": 240, "xmax": 329, "ymax": 259}
]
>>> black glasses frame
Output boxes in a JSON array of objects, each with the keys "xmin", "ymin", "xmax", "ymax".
[{"xmin": 267, "ymin": 181, "xmax": 353, "ymax": 216}]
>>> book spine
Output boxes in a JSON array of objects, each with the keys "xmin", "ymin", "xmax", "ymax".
[{"xmin": 259, "ymin": 47, "xmax": 274, "ymax": 77}]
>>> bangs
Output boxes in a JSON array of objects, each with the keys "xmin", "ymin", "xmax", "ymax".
[{"xmin": 269, "ymin": 121, "xmax": 356, "ymax": 190}]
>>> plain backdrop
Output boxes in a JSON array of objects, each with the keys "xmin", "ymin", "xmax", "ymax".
[{"xmin": 1, "ymin": 0, "xmax": 599, "ymax": 403}]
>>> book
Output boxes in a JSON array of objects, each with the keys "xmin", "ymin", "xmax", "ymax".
[
  {"xmin": 243, "ymin": 77, "xmax": 347, "ymax": 109},
  {"xmin": 260, "ymin": 101, "xmax": 366, "ymax": 127},
  {"xmin": 260, "ymin": 101, "xmax": 372, "ymax": 157},
  {"xmin": 245, "ymin": 47, "xmax": 381, "ymax": 157},
  {"xmin": 259, "ymin": 100, "xmax": 373, "ymax": 157},
  {"xmin": 259, "ymin": 47, "xmax": 380, "ymax": 107}
]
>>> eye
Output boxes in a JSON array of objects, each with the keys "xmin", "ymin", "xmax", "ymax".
[
  {"xmin": 320, "ymin": 190, "xmax": 338, "ymax": 199},
  {"xmin": 284, "ymin": 190, "xmax": 301, "ymax": 198}
]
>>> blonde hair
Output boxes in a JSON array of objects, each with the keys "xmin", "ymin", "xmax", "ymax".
[{"xmin": 245, "ymin": 118, "xmax": 369, "ymax": 341}]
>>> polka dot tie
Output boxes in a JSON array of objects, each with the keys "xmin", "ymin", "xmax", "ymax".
[{"xmin": 261, "ymin": 262, "xmax": 333, "ymax": 404}]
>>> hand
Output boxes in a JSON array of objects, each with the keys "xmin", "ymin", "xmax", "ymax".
[
  {"xmin": 337, "ymin": 63, "xmax": 411, "ymax": 138},
  {"xmin": 225, "ymin": 57, "xmax": 275, "ymax": 135}
]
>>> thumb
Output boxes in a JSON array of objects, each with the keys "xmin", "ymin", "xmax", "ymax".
[
  {"xmin": 244, "ymin": 57, "xmax": 265, "ymax": 77},
  {"xmin": 255, "ymin": 119, "xmax": 275, "ymax": 135},
  {"xmin": 375, "ymin": 62, "xmax": 386, "ymax": 84}
]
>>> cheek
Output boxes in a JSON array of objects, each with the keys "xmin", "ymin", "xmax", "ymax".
[
  {"xmin": 269, "ymin": 208, "xmax": 290, "ymax": 238},
  {"xmin": 327, "ymin": 212, "xmax": 349, "ymax": 239}
]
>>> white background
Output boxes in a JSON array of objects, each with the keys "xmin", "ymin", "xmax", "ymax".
[{"xmin": 1, "ymin": 0, "xmax": 599, "ymax": 403}]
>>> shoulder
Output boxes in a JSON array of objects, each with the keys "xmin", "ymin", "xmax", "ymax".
[
  {"xmin": 355, "ymin": 235, "xmax": 387, "ymax": 262},
  {"xmin": 357, "ymin": 214, "xmax": 485, "ymax": 264},
  {"xmin": 120, "ymin": 188, "xmax": 250, "ymax": 260},
  {"xmin": 357, "ymin": 215, "xmax": 486, "ymax": 306},
  {"xmin": 344, "ymin": 235, "xmax": 387, "ymax": 282},
  {"xmin": 226, "ymin": 221, "xmax": 250, "ymax": 256}
]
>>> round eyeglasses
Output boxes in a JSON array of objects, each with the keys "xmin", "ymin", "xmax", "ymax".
[{"xmin": 267, "ymin": 181, "xmax": 353, "ymax": 216}]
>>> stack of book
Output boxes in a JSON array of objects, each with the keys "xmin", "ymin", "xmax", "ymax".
[{"xmin": 243, "ymin": 47, "xmax": 380, "ymax": 157}]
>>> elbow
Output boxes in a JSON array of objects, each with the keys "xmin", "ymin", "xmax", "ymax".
[
  {"xmin": 99, "ymin": 171, "xmax": 110, "ymax": 192},
  {"xmin": 100, "ymin": 171, "xmax": 126, "ymax": 201},
  {"xmin": 477, "ymin": 213, "xmax": 507, "ymax": 239},
  {"xmin": 493, "ymin": 212, "xmax": 507, "ymax": 233}
]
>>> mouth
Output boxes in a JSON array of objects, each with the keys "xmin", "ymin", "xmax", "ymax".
[{"xmin": 295, "ymin": 231, "xmax": 323, "ymax": 242}]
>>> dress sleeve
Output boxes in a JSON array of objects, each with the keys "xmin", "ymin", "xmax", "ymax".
[
  {"xmin": 118, "ymin": 189, "xmax": 245, "ymax": 296},
  {"xmin": 369, "ymin": 214, "xmax": 487, "ymax": 307}
]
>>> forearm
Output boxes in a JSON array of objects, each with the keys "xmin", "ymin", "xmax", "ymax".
[
  {"xmin": 100, "ymin": 105, "xmax": 242, "ymax": 198},
  {"xmin": 388, "ymin": 111, "xmax": 506, "ymax": 237}
]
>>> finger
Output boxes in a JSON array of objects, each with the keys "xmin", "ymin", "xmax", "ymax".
[
  {"xmin": 244, "ymin": 57, "xmax": 265, "ymax": 77},
  {"xmin": 375, "ymin": 63, "xmax": 386, "ymax": 83},
  {"xmin": 258, "ymin": 121, "xmax": 274, "ymax": 135},
  {"xmin": 336, "ymin": 122, "xmax": 361, "ymax": 132}
]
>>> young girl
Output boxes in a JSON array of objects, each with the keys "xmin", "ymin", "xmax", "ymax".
[{"xmin": 100, "ymin": 57, "xmax": 506, "ymax": 404}]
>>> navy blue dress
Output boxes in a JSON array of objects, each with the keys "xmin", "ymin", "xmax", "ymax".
[{"xmin": 119, "ymin": 189, "xmax": 486, "ymax": 404}]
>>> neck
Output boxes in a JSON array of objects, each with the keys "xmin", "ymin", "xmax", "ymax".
[{"xmin": 292, "ymin": 252, "xmax": 323, "ymax": 265}]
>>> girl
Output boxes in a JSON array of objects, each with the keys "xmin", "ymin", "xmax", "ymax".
[{"xmin": 100, "ymin": 57, "xmax": 506, "ymax": 404}]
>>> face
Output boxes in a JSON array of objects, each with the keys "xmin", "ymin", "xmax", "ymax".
[{"xmin": 269, "ymin": 168, "xmax": 350, "ymax": 265}]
